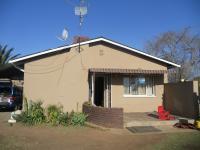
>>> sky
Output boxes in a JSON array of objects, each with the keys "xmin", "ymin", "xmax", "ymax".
[{"xmin": 0, "ymin": 0, "xmax": 200, "ymax": 56}]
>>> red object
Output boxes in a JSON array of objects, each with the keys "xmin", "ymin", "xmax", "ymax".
[
  {"xmin": 9, "ymin": 96, "xmax": 16, "ymax": 101},
  {"xmin": 157, "ymin": 106, "xmax": 175, "ymax": 120},
  {"xmin": 73, "ymin": 36, "xmax": 90, "ymax": 44}
]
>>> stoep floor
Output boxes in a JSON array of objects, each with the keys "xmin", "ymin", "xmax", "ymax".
[
  {"xmin": 124, "ymin": 112, "xmax": 195, "ymax": 127},
  {"xmin": 124, "ymin": 112, "xmax": 158, "ymax": 123}
]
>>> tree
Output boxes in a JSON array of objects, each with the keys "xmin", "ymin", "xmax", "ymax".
[
  {"xmin": 0, "ymin": 44, "xmax": 20, "ymax": 65},
  {"xmin": 145, "ymin": 28, "xmax": 200, "ymax": 82}
]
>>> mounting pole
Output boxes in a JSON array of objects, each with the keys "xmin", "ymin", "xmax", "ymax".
[{"xmin": 75, "ymin": 0, "xmax": 87, "ymax": 53}]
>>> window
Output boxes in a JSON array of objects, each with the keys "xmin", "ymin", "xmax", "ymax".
[
  {"xmin": 0, "ymin": 86, "xmax": 11, "ymax": 96},
  {"xmin": 123, "ymin": 75, "xmax": 155, "ymax": 96}
]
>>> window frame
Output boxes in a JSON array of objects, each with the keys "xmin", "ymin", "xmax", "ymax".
[{"xmin": 123, "ymin": 75, "xmax": 156, "ymax": 97}]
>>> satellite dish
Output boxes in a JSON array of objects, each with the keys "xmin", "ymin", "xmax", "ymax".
[{"xmin": 57, "ymin": 28, "xmax": 69, "ymax": 41}]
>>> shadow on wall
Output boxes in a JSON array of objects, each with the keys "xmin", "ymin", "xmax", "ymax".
[
  {"xmin": 193, "ymin": 93, "xmax": 200, "ymax": 118},
  {"xmin": 111, "ymin": 74, "xmax": 164, "ymax": 86},
  {"xmin": 163, "ymin": 81, "xmax": 199, "ymax": 119}
]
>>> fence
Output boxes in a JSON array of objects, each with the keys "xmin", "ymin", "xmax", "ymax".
[{"xmin": 164, "ymin": 81, "xmax": 199, "ymax": 119}]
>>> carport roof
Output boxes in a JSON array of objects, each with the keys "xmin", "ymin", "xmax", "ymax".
[{"xmin": 0, "ymin": 64, "xmax": 23, "ymax": 79}]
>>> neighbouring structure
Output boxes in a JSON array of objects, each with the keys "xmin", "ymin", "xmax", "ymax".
[
  {"xmin": 164, "ymin": 81, "xmax": 199, "ymax": 119},
  {"xmin": 9, "ymin": 37, "xmax": 180, "ymax": 112}
]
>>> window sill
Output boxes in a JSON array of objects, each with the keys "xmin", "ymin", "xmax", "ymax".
[{"xmin": 123, "ymin": 95, "xmax": 156, "ymax": 98}]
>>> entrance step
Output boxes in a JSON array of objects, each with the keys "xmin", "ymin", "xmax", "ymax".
[{"xmin": 124, "ymin": 119, "xmax": 194, "ymax": 127}]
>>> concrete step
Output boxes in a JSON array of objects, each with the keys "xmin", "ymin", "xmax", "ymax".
[{"xmin": 124, "ymin": 119, "xmax": 194, "ymax": 127}]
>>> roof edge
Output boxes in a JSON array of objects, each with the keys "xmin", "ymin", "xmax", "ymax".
[
  {"xmin": 100, "ymin": 38, "xmax": 181, "ymax": 68},
  {"xmin": 9, "ymin": 38, "xmax": 102, "ymax": 63},
  {"xmin": 9, "ymin": 37, "xmax": 181, "ymax": 68}
]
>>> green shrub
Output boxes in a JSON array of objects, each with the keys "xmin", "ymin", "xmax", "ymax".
[
  {"xmin": 16, "ymin": 112, "xmax": 33, "ymax": 125},
  {"xmin": 70, "ymin": 112, "xmax": 87, "ymax": 126},
  {"xmin": 17, "ymin": 101, "xmax": 45, "ymax": 125},
  {"xmin": 46, "ymin": 104, "xmax": 62, "ymax": 125},
  {"xmin": 58, "ymin": 112, "xmax": 69, "ymax": 126},
  {"xmin": 69, "ymin": 110, "xmax": 75, "ymax": 119},
  {"xmin": 29, "ymin": 101, "xmax": 45, "ymax": 124},
  {"xmin": 17, "ymin": 99, "xmax": 87, "ymax": 127},
  {"xmin": 46, "ymin": 104, "xmax": 69, "ymax": 126}
]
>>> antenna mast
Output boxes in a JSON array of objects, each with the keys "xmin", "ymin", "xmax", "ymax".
[{"xmin": 75, "ymin": 0, "xmax": 88, "ymax": 52}]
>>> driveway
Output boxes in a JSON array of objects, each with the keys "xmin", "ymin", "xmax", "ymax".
[{"xmin": 0, "ymin": 112, "xmax": 199, "ymax": 150}]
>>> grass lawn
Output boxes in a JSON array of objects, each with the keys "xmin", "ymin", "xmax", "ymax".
[{"xmin": 150, "ymin": 132, "xmax": 200, "ymax": 150}]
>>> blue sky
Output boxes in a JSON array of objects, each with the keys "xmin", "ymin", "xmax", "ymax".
[{"xmin": 0, "ymin": 0, "xmax": 200, "ymax": 56}]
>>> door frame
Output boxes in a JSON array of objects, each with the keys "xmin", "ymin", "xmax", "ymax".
[{"xmin": 90, "ymin": 73, "xmax": 111, "ymax": 108}]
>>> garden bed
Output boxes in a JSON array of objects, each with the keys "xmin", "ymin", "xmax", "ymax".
[{"xmin": 16, "ymin": 99, "xmax": 87, "ymax": 127}]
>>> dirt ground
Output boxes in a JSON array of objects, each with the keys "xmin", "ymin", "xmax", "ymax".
[{"xmin": 0, "ymin": 112, "xmax": 199, "ymax": 150}]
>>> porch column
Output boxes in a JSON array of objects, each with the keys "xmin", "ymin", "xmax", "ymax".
[
  {"xmin": 108, "ymin": 73, "xmax": 111, "ymax": 108},
  {"xmin": 91, "ymin": 72, "xmax": 95, "ymax": 105}
]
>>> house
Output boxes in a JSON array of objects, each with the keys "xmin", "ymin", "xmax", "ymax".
[{"xmin": 9, "ymin": 37, "xmax": 180, "ymax": 112}]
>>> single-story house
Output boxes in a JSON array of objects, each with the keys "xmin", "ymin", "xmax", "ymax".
[{"xmin": 9, "ymin": 37, "xmax": 180, "ymax": 112}]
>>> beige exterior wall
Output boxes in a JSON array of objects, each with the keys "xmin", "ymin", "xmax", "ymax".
[{"xmin": 24, "ymin": 43, "xmax": 168, "ymax": 112}]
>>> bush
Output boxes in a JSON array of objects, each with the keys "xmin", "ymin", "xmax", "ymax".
[
  {"xmin": 16, "ymin": 112, "xmax": 33, "ymax": 125},
  {"xmin": 70, "ymin": 112, "xmax": 87, "ymax": 126},
  {"xmin": 16, "ymin": 101, "xmax": 45, "ymax": 125},
  {"xmin": 46, "ymin": 104, "xmax": 62, "ymax": 125},
  {"xmin": 29, "ymin": 101, "xmax": 46, "ymax": 124},
  {"xmin": 17, "ymin": 99, "xmax": 87, "ymax": 127},
  {"xmin": 46, "ymin": 104, "xmax": 69, "ymax": 126},
  {"xmin": 58, "ymin": 112, "xmax": 69, "ymax": 126}
]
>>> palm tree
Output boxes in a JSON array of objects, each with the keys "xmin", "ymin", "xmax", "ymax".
[{"xmin": 0, "ymin": 44, "xmax": 20, "ymax": 65}]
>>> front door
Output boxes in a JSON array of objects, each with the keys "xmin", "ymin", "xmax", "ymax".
[
  {"xmin": 91, "ymin": 74, "xmax": 111, "ymax": 108},
  {"xmin": 94, "ymin": 76, "xmax": 104, "ymax": 107}
]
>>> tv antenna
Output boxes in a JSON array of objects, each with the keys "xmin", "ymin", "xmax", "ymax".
[
  {"xmin": 57, "ymin": 28, "xmax": 69, "ymax": 41},
  {"xmin": 74, "ymin": 0, "xmax": 88, "ymax": 52},
  {"xmin": 75, "ymin": 0, "xmax": 88, "ymax": 27}
]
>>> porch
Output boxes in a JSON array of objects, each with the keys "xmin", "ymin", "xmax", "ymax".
[
  {"xmin": 82, "ymin": 102, "xmax": 195, "ymax": 128},
  {"xmin": 124, "ymin": 112, "xmax": 194, "ymax": 127},
  {"xmin": 86, "ymin": 68, "xmax": 185, "ymax": 129},
  {"xmin": 89, "ymin": 68, "xmax": 167, "ymax": 112}
]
